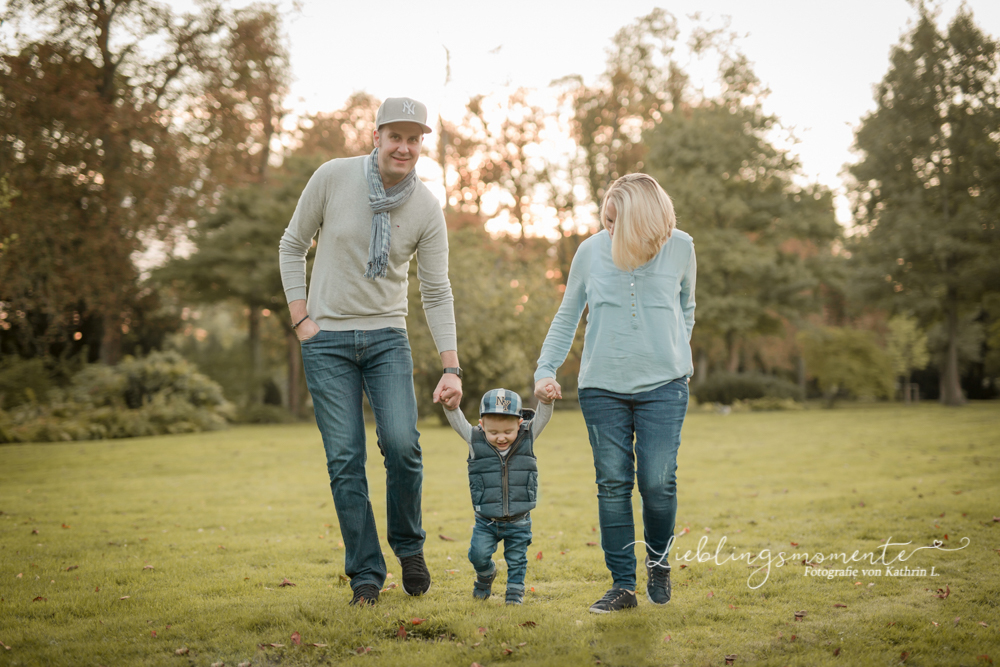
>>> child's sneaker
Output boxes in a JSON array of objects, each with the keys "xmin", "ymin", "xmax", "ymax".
[
  {"xmin": 505, "ymin": 588, "xmax": 524, "ymax": 605},
  {"xmin": 473, "ymin": 563, "xmax": 496, "ymax": 600}
]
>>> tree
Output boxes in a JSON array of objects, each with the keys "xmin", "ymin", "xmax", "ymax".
[
  {"xmin": 644, "ymin": 59, "xmax": 841, "ymax": 377},
  {"xmin": 798, "ymin": 327, "xmax": 895, "ymax": 407},
  {"xmin": 848, "ymin": 4, "xmax": 1000, "ymax": 406},
  {"xmin": 0, "ymin": 0, "xmax": 233, "ymax": 363},
  {"xmin": 886, "ymin": 314, "xmax": 930, "ymax": 402}
]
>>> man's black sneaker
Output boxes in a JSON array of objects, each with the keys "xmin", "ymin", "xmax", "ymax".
[
  {"xmin": 349, "ymin": 583, "xmax": 380, "ymax": 606},
  {"xmin": 588, "ymin": 588, "xmax": 638, "ymax": 613},
  {"xmin": 646, "ymin": 561, "xmax": 672, "ymax": 605},
  {"xmin": 473, "ymin": 564, "xmax": 496, "ymax": 600},
  {"xmin": 505, "ymin": 589, "xmax": 524, "ymax": 605},
  {"xmin": 398, "ymin": 551, "xmax": 431, "ymax": 596}
]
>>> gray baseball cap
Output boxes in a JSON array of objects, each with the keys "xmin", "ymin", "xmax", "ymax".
[{"xmin": 376, "ymin": 97, "xmax": 433, "ymax": 134}]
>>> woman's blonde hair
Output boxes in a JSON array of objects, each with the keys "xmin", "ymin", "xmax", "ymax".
[{"xmin": 601, "ymin": 173, "xmax": 676, "ymax": 271}]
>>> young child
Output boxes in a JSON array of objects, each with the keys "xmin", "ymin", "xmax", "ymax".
[{"xmin": 444, "ymin": 388, "xmax": 554, "ymax": 605}]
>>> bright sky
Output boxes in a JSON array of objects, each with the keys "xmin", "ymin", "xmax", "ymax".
[{"xmin": 273, "ymin": 0, "xmax": 999, "ymax": 230}]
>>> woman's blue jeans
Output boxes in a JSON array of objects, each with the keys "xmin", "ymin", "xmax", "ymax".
[
  {"xmin": 300, "ymin": 328, "xmax": 425, "ymax": 591},
  {"xmin": 579, "ymin": 378, "xmax": 688, "ymax": 590}
]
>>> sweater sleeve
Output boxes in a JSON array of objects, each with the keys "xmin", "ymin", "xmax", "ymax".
[
  {"xmin": 679, "ymin": 243, "xmax": 697, "ymax": 342},
  {"xmin": 443, "ymin": 406, "xmax": 475, "ymax": 458},
  {"xmin": 529, "ymin": 401, "xmax": 553, "ymax": 439},
  {"xmin": 415, "ymin": 209, "xmax": 457, "ymax": 353},
  {"xmin": 278, "ymin": 161, "xmax": 330, "ymax": 303},
  {"xmin": 534, "ymin": 244, "xmax": 589, "ymax": 382}
]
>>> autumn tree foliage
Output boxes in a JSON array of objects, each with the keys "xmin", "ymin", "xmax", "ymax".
[{"xmin": 0, "ymin": 0, "xmax": 288, "ymax": 364}]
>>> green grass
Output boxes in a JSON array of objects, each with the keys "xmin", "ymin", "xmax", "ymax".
[{"xmin": 1, "ymin": 402, "xmax": 998, "ymax": 666}]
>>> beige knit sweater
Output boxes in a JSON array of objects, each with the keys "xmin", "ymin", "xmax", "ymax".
[{"xmin": 278, "ymin": 155, "xmax": 456, "ymax": 353}]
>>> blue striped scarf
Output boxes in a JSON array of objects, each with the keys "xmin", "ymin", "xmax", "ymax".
[{"xmin": 364, "ymin": 148, "xmax": 417, "ymax": 280}]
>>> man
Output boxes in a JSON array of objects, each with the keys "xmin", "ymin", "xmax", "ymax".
[{"xmin": 278, "ymin": 97, "xmax": 462, "ymax": 606}]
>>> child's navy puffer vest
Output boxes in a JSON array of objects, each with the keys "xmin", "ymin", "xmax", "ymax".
[{"xmin": 467, "ymin": 409, "xmax": 538, "ymax": 519}]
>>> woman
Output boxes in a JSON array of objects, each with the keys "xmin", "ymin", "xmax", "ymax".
[{"xmin": 534, "ymin": 173, "xmax": 696, "ymax": 613}]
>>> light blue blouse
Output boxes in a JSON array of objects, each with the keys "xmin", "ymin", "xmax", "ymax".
[{"xmin": 535, "ymin": 229, "xmax": 696, "ymax": 394}]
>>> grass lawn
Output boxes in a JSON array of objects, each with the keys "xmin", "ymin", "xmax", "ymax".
[{"xmin": 1, "ymin": 402, "xmax": 998, "ymax": 666}]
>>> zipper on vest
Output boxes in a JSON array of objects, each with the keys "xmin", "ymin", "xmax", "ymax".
[{"xmin": 493, "ymin": 432, "xmax": 524, "ymax": 518}]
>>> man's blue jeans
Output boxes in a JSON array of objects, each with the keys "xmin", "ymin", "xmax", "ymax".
[
  {"xmin": 468, "ymin": 513, "xmax": 532, "ymax": 592},
  {"xmin": 300, "ymin": 328, "xmax": 425, "ymax": 591},
  {"xmin": 579, "ymin": 378, "xmax": 688, "ymax": 590}
]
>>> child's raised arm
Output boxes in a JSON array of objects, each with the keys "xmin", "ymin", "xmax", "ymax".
[
  {"xmin": 529, "ymin": 400, "xmax": 554, "ymax": 439},
  {"xmin": 443, "ymin": 406, "xmax": 475, "ymax": 458}
]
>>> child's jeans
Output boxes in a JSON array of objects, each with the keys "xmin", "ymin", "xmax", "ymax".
[{"xmin": 468, "ymin": 513, "xmax": 532, "ymax": 592}]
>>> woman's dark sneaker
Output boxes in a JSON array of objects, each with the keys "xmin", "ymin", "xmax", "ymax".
[
  {"xmin": 505, "ymin": 588, "xmax": 524, "ymax": 605},
  {"xmin": 473, "ymin": 564, "xmax": 496, "ymax": 600},
  {"xmin": 646, "ymin": 562, "xmax": 672, "ymax": 605},
  {"xmin": 588, "ymin": 588, "xmax": 638, "ymax": 613},
  {"xmin": 349, "ymin": 583, "xmax": 380, "ymax": 606},
  {"xmin": 399, "ymin": 551, "xmax": 431, "ymax": 596}
]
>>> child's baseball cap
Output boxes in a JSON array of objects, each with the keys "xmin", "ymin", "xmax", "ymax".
[{"xmin": 480, "ymin": 388, "xmax": 523, "ymax": 417}]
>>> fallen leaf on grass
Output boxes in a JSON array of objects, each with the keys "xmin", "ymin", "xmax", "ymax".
[
  {"xmin": 151, "ymin": 631, "xmax": 157, "ymax": 638},
  {"xmin": 976, "ymin": 655, "xmax": 992, "ymax": 664},
  {"xmin": 954, "ymin": 617, "xmax": 961, "ymax": 626},
  {"xmin": 980, "ymin": 622, "xmax": 990, "ymax": 628},
  {"xmin": 503, "ymin": 648, "xmax": 513, "ymax": 655},
  {"xmin": 15, "ymin": 573, "xmax": 22, "ymax": 579},
  {"xmin": 794, "ymin": 610, "xmax": 807, "ymax": 621},
  {"xmin": 279, "ymin": 578, "xmax": 296, "ymax": 587},
  {"xmin": 472, "ymin": 642, "xmax": 481, "ymax": 647},
  {"xmin": 438, "ymin": 534, "xmax": 455, "ymax": 541},
  {"xmin": 309, "ymin": 643, "xmax": 327, "ymax": 648},
  {"xmin": 65, "ymin": 565, "xmax": 78, "ymax": 571},
  {"xmin": 119, "ymin": 596, "xmax": 130, "ymax": 600},
  {"xmin": 238, "ymin": 662, "xmax": 251, "ymax": 667},
  {"xmin": 445, "ymin": 569, "xmax": 459, "ymax": 574},
  {"xmin": 0, "ymin": 640, "xmax": 10, "ymax": 650},
  {"xmin": 790, "ymin": 635, "xmax": 797, "ymax": 642},
  {"xmin": 396, "ymin": 626, "xmax": 407, "ymax": 639},
  {"xmin": 833, "ymin": 604, "xmax": 847, "ymax": 608},
  {"xmin": 663, "ymin": 635, "xmax": 671, "ymax": 642},
  {"xmin": 291, "ymin": 632, "xmax": 301, "ymax": 645},
  {"xmin": 790, "ymin": 542, "xmax": 799, "ymax": 547},
  {"xmin": 725, "ymin": 655, "xmax": 737, "ymax": 665},
  {"xmin": 472, "ymin": 663, "xmax": 483, "ymax": 667},
  {"xmin": 411, "ymin": 618, "xmax": 425, "ymax": 625},
  {"xmin": 259, "ymin": 643, "xmax": 284, "ymax": 649},
  {"xmin": 380, "ymin": 582, "xmax": 398, "ymax": 592},
  {"xmin": 338, "ymin": 574, "xmax": 350, "ymax": 584},
  {"xmin": 477, "ymin": 627, "xmax": 486, "ymax": 635},
  {"xmin": 935, "ymin": 586, "xmax": 950, "ymax": 599},
  {"xmin": 143, "ymin": 565, "xmax": 154, "ymax": 571},
  {"xmin": 706, "ymin": 591, "xmax": 714, "ymax": 599},
  {"xmin": 932, "ymin": 621, "xmax": 939, "ymax": 627},
  {"xmin": 901, "ymin": 651, "xmax": 910, "ymax": 662},
  {"xmin": 211, "ymin": 662, "xmax": 224, "ymax": 667},
  {"xmin": 833, "ymin": 647, "xmax": 841, "ymax": 657},
  {"xmin": 517, "ymin": 642, "xmax": 526, "ymax": 647},
  {"xmin": 536, "ymin": 551, "xmax": 543, "ymax": 561},
  {"xmin": 519, "ymin": 621, "xmax": 536, "ymax": 628},
  {"xmin": 61, "ymin": 524, "xmax": 70, "ymax": 529},
  {"xmin": 31, "ymin": 529, "xmax": 38, "ymax": 535},
  {"xmin": 679, "ymin": 564, "xmax": 687, "ymax": 569},
  {"xmin": 355, "ymin": 646, "xmax": 372, "ymax": 655},
  {"xmin": 586, "ymin": 542, "xmax": 598, "ymax": 546},
  {"xmin": 32, "ymin": 597, "xmax": 46, "ymax": 602}
]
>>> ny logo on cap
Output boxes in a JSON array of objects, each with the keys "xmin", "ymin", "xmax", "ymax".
[
  {"xmin": 495, "ymin": 395, "xmax": 511, "ymax": 411},
  {"xmin": 403, "ymin": 101, "xmax": 416, "ymax": 115}
]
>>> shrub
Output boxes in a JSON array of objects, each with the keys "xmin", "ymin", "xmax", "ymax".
[
  {"xmin": 692, "ymin": 372, "xmax": 803, "ymax": 405},
  {"xmin": 0, "ymin": 351, "xmax": 233, "ymax": 443}
]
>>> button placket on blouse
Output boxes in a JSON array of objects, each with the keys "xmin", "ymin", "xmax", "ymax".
[{"xmin": 629, "ymin": 271, "xmax": 638, "ymax": 329}]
